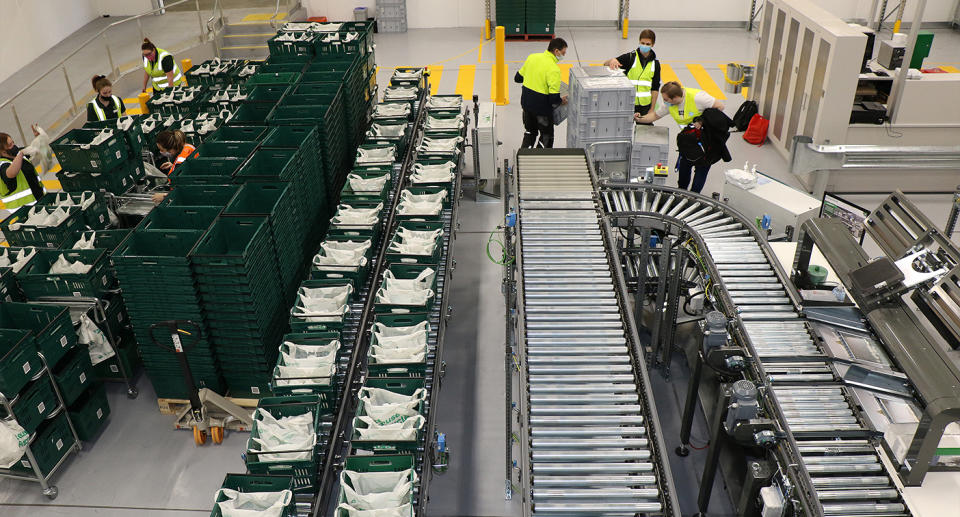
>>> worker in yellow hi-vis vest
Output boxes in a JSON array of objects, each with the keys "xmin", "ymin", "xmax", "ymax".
[
  {"xmin": 141, "ymin": 38, "xmax": 185, "ymax": 93},
  {"xmin": 514, "ymin": 38, "xmax": 568, "ymax": 148},
  {"xmin": 604, "ymin": 29, "xmax": 662, "ymax": 117},
  {"xmin": 0, "ymin": 128, "xmax": 45, "ymax": 210}
]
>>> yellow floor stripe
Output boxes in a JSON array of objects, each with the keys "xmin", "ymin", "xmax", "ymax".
[
  {"xmin": 42, "ymin": 179, "xmax": 61, "ymax": 190},
  {"xmin": 49, "ymin": 163, "xmax": 61, "ymax": 173},
  {"xmin": 559, "ymin": 63, "xmax": 573, "ymax": 83},
  {"xmin": 1, "ymin": 242, "xmax": 7, "ymax": 247},
  {"xmin": 123, "ymin": 97, "xmax": 140, "ymax": 104},
  {"xmin": 241, "ymin": 12, "xmax": 287, "ymax": 22},
  {"xmin": 660, "ymin": 63, "xmax": 680, "ymax": 85},
  {"xmin": 455, "ymin": 64, "xmax": 476, "ymax": 101},
  {"xmin": 941, "ymin": 65, "xmax": 960, "ymax": 73},
  {"xmin": 687, "ymin": 64, "xmax": 725, "ymax": 100},
  {"xmin": 427, "ymin": 65, "xmax": 443, "ymax": 95}
]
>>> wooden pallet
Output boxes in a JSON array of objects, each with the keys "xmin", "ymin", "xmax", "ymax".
[
  {"xmin": 505, "ymin": 34, "xmax": 555, "ymax": 41},
  {"xmin": 157, "ymin": 396, "xmax": 259, "ymax": 416}
]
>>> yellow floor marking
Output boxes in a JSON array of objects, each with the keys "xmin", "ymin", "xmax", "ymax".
[
  {"xmin": 123, "ymin": 98, "xmax": 140, "ymax": 105},
  {"xmin": 559, "ymin": 63, "xmax": 573, "ymax": 83},
  {"xmin": 241, "ymin": 12, "xmax": 287, "ymax": 22},
  {"xmin": 687, "ymin": 64, "xmax": 725, "ymax": 100},
  {"xmin": 42, "ymin": 179, "xmax": 61, "ymax": 190},
  {"xmin": 427, "ymin": 65, "xmax": 443, "ymax": 95},
  {"xmin": 49, "ymin": 163, "xmax": 61, "ymax": 174},
  {"xmin": 126, "ymin": 108, "xmax": 144, "ymax": 115},
  {"xmin": 941, "ymin": 65, "xmax": 960, "ymax": 73},
  {"xmin": 455, "ymin": 64, "xmax": 476, "ymax": 101},
  {"xmin": 1, "ymin": 242, "xmax": 7, "ymax": 247},
  {"xmin": 660, "ymin": 63, "xmax": 680, "ymax": 85}
]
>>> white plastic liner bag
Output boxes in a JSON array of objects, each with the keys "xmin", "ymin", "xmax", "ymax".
[
  {"xmin": 382, "ymin": 268, "xmax": 435, "ymax": 292},
  {"xmin": 79, "ymin": 313, "xmax": 115, "ymax": 365},
  {"xmin": 348, "ymin": 173, "xmax": 390, "ymax": 193},
  {"xmin": 48, "ymin": 254, "xmax": 92, "ymax": 275},
  {"xmin": 342, "ymin": 469, "xmax": 418, "ymax": 497},
  {"xmin": 72, "ymin": 232, "xmax": 96, "ymax": 250},
  {"xmin": 410, "ymin": 162, "xmax": 455, "ymax": 184},
  {"xmin": 388, "ymin": 227, "xmax": 441, "ymax": 257},
  {"xmin": 280, "ymin": 340, "xmax": 340, "ymax": 364},
  {"xmin": 369, "ymin": 344, "xmax": 427, "ymax": 364},
  {"xmin": 313, "ymin": 240, "xmax": 372, "ymax": 268},
  {"xmin": 250, "ymin": 408, "xmax": 316, "ymax": 461},
  {"xmin": 396, "ymin": 199, "xmax": 442, "ymax": 217},
  {"xmin": 400, "ymin": 190, "xmax": 447, "ymax": 205},
  {"xmin": 0, "ymin": 248, "xmax": 35, "ymax": 274},
  {"xmin": 372, "ymin": 321, "xmax": 429, "ymax": 339},
  {"xmin": 425, "ymin": 96, "xmax": 461, "ymax": 110},
  {"xmin": 332, "ymin": 203, "xmax": 383, "ymax": 227},
  {"xmin": 424, "ymin": 114, "xmax": 465, "ymax": 130},
  {"xmin": 356, "ymin": 146, "xmax": 396, "ymax": 165},
  {"xmin": 292, "ymin": 284, "xmax": 353, "ymax": 322},
  {"xmin": 274, "ymin": 363, "xmax": 336, "ymax": 386},
  {"xmin": 0, "ymin": 419, "xmax": 29, "ymax": 469},
  {"xmin": 354, "ymin": 415, "xmax": 425, "ymax": 442},
  {"xmin": 336, "ymin": 503, "xmax": 413, "ymax": 517},
  {"xmin": 374, "ymin": 103, "xmax": 410, "ymax": 118},
  {"xmin": 418, "ymin": 136, "xmax": 462, "ymax": 153},
  {"xmin": 372, "ymin": 329, "xmax": 428, "ymax": 350},
  {"xmin": 216, "ymin": 489, "xmax": 293, "ymax": 517},
  {"xmin": 340, "ymin": 470, "xmax": 413, "ymax": 511},
  {"xmin": 383, "ymin": 87, "xmax": 418, "ymax": 101},
  {"xmin": 369, "ymin": 124, "xmax": 406, "ymax": 138}
]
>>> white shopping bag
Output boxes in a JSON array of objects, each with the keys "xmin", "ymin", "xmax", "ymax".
[
  {"xmin": 354, "ymin": 415, "xmax": 425, "ymax": 441},
  {"xmin": 369, "ymin": 344, "xmax": 427, "ymax": 364},
  {"xmin": 373, "ymin": 330, "xmax": 428, "ymax": 350},
  {"xmin": 341, "ymin": 469, "xmax": 418, "ymax": 495},
  {"xmin": 348, "ymin": 174, "xmax": 390, "ymax": 192},
  {"xmin": 336, "ymin": 503, "xmax": 412, "ymax": 517},
  {"xmin": 216, "ymin": 489, "xmax": 293, "ymax": 517},
  {"xmin": 0, "ymin": 419, "xmax": 29, "ymax": 469},
  {"xmin": 73, "ymin": 232, "xmax": 96, "ymax": 250},
  {"xmin": 340, "ymin": 478, "xmax": 412, "ymax": 511},
  {"xmin": 79, "ymin": 313, "xmax": 115, "ymax": 365},
  {"xmin": 372, "ymin": 321, "xmax": 429, "ymax": 338}
]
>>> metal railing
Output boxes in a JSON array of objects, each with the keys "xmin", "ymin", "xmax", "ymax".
[{"xmin": 0, "ymin": 0, "xmax": 224, "ymax": 144}]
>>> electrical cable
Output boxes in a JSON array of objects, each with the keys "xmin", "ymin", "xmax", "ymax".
[{"xmin": 486, "ymin": 226, "xmax": 514, "ymax": 265}]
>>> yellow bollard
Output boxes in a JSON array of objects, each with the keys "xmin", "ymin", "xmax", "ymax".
[
  {"xmin": 493, "ymin": 26, "xmax": 508, "ymax": 105},
  {"xmin": 181, "ymin": 58, "xmax": 193, "ymax": 72},
  {"xmin": 138, "ymin": 92, "xmax": 150, "ymax": 114},
  {"xmin": 893, "ymin": 20, "xmax": 902, "ymax": 33},
  {"xmin": 485, "ymin": 19, "xmax": 491, "ymax": 40},
  {"xmin": 622, "ymin": 18, "xmax": 629, "ymax": 39}
]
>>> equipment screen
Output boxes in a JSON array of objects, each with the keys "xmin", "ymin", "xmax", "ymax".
[{"xmin": 820, "ymin": 193, "xmax": 869, "ymax": 244}]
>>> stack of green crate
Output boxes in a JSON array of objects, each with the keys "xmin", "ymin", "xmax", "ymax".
[
  {"xmin": 302, "ymin": 56, "xmax": 368, "ymax": 149},
  {"xmin": 221, "ymin": 182, "xmax": 306, "ymax": 302},
  {"xmin": 112, "ymin": 230, "xmax": 225, "ymax": 398},
  {"xmin": 497, "ymin": 0, "xmax": 526, "ymax": 35},
  {"xmin": 51, "ymin": 125, "xmax": 145, "ymax": 195},
  {"xmin": 187, "ymin": 59, "xmax": 246, "ymax": 88},
  {"xmin": 261, "ymin": 126, "xmax": 325, "ymax": 225},
  {"xmin": 525, "ymin": 0, "xmax": 556, "ymax": 35},
  {"xmin": 190, "ymin": 216, "xmax": 286, "ymax": 396},
  {"xmin": 146, "ymin": 85, "xmax": 208, "ymax": 115},
  {"xmin": 169, "ymin": 141, "xmax": 256, "ymax": 186}
]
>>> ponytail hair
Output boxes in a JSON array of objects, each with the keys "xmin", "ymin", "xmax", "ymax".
[
  {"xmin": 156, "ymin": 130, "xmax": 186, "ymax": 153},
  {"xmin": 92, "ymin": 75, "xmax": 112, "ymax": 93},
  {"xmin": 142, "ymin": 38, "xmax": 157, "ymax": 54}
]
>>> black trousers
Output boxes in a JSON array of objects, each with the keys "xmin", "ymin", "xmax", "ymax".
[
  {"xmin": 521, "ymin": 109, "xmax": 554, "ymax": 148},
  {"xmin": 676, "ymin": 155, "xmax": 711, "ymax": 194}
]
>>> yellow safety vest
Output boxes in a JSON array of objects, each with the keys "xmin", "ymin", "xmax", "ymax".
[
  {"xmin": 143, "ymin": 48, "xmax": 184, "ymax": 90},
  {"xmin": 668, "ymin": 88, "xmax": 703, "ymax": 126},
  {"xmin": 0, "ymin": 157, "xmax": 41, "ymax": 209},
  {"xmin": 519, "ymin": 50, "xmax": 562, "ymax": 96},
  {"xmin": 626, "ymin": 51, "xmax": 655, "ymax": 106},
  {"xmin": 89, "ymin": 95, "xmax": 123, "ymax": 121}
]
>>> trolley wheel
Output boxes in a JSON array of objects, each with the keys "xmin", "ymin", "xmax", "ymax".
[
  {"xmin": 211, "ymin": 426, "xmax": 224, "ymax": 444},
  {"xmin": 43, "ymin": 486, "xmax": 58, "ymax": 500},
  {"xmin": 127, "ymin": 386, "xmax": 139, "ymax": 399},
  {"xmin": 193, "ymin": 426, "xmax": 207, "ymax": 445}
]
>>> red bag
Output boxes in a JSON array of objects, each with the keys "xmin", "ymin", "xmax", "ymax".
[{"xmin": 743, "ymin": 113, "xmax": 769, "ymax": 145}]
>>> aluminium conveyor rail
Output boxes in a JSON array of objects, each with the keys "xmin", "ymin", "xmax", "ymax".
[
  {"xmin": 513, "ymin": 149, "xmax": 679, "ymax": 517},
  {"xmin": 602, "ymin": 185, "xmax": 913, "ymax": 517}
]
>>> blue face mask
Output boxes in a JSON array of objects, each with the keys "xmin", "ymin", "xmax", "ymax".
[{"xmin": 638, "ymin": 44, "xmax": 652, "ymax": 54}]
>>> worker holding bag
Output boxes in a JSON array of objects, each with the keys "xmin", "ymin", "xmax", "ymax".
[{"xmin": 0, "ymin": 128, "xmax": 46, "ymax": 210}]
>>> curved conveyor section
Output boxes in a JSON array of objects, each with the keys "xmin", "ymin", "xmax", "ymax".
[
  {"xmin": 602, "ymin": 186, "xmax": 911, "ymax": 517},
  {"xmin": 515, "ymin": 151, "xmax": 677, "ymax": 516}
]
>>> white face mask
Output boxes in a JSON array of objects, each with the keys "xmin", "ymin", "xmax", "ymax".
[{"xmin": 555, "ymin": 52, "xmax": 564, "ymax": 61}]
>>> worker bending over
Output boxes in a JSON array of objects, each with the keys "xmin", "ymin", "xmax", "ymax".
[
  {"xmin": 636, "ymin": 81, "xmax": 725, "ymax": 193},
  {"xmin": 605, "ymin": 29, "xmax": 661, "ymax": 117},
  {"xmin": 515, "ymin": 38, "xmax": 568, "ymax": 148}
]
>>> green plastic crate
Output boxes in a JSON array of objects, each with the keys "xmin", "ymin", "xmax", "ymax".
[
  {"xmin": 162, "ymin": 185, "xmax": 239, "ymax": 208},
  {"xmin": 137, "ymin": 205, "xmax": 220, "ymax": 232},
  {"xmin": 51, "ymin": 128, "xmax": 129, "ymax": 173},
  {"xmin": 7, "ymin": 412, "xmax": 75, "ymax": 476},
  {"xmin": 208, "ymin": 125, "xmax": 270, "ymax": 143},
  {"xmin": 0, "ymin": 303, "xmax": 76, "ymax": 369},
  {"xmin": 68, "ymin": 382, "xmax": 110, "ymax": 441},
  {"xmin": 83, "ymin": 116, "xmax": 145, "ymax": 157},
  {"xmin": 246, "ymin": 72, "xmax": 303, "ymax": 86},
  {"xmin": 190, "ymin": 216, "xmax": 272, "ymax": 266},
  {"xmin": 268, "ymin": 31, "xmax": 318, "ymax": 58},
  {"xmin": 0, "ymin": 205, "xmax": 84, "ymax": 248},
  {"xmin": 228, "ymin": 103, "xmax": 276, "ymax": 126},
  {"xmin": 3, "ymin": 376, "xmax": 58, "ymax": 434},
  {"xmin": 255, "ymin": 63, "xmax": 307, "ymax": 75},
  {"xmin": 56, "ymin": 158, "xmax": 143, "ymax": 195},
  {"xmin": 245, "ymin": 395, "xmax": 322, "ymax": 493},
  {"xmin": 75, "ymin": 228, "xmax": 133, "ymax": 253},
  {"xmin": 168, "ymin": 157, "xmax": 244, "ymax": 186},
  {"xmin": 210, "ymin": 474, "xmax": 296, "ymax": 517},
  {"xmin": 112, "ymin": 230, "xmax": 203, "ymax": 268},
  {"xmin": 16, "ymin": 248, "xmax": 113, "ymax": 299},
  {"xmin": 0, "ymin": 329, "xmax": 41, "ymax": 396},
  {"xmin": 92, "ymin": 329, "xmax": 140, "ymax": 381},
  {"xmin": 53, "ymin": 346, "xmax": 94, "ymax": 406},
  {"xmin": 36, "ymin": 191, "xmax": 110, "ymax": 231}
]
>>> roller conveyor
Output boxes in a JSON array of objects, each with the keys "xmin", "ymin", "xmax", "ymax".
[
  {"xmin": 602, "ymin": 187, "xmax": 912, "ymax": 517},
  {"xmin": 516, "ymin": 152, "xmax": 675, "ymax": 516}
]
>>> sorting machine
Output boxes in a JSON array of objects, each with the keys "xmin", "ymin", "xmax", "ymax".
[{"xmin": 511, "ymin": 147, "xmax": 960, "ymax": 516}]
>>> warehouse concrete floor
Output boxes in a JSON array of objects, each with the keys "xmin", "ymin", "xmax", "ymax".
[{"xmin": 2, "ymin": 8, "xmax": 960, "ymax": 516}]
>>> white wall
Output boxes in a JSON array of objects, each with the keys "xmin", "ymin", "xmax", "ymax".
[
  {"xmin": 307, "ymin": 0, "xmax": 960, "ymax": 28},
  {"xmin": 0, "ymin": 0, "xmax": 98, "ymax": 84},
  {"xmin": 95, "ymin": 0, "xmax": 153, "ymax": 16}
]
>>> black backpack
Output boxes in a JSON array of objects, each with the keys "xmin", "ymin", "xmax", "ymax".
[{"xmin": 731, "ymin": 100, "xmax": 758, "ymax": 132}]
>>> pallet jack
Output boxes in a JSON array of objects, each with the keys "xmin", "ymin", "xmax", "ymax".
[{"xmin": 149, "ymin": 320, "xmax": 253, "ymax": 445}]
